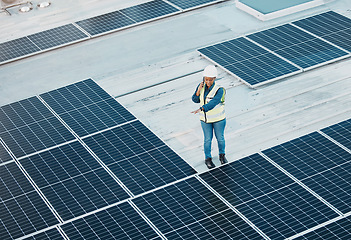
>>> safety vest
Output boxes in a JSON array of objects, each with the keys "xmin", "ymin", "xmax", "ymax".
[{"xmin": 199, "ymin": 82, "xmax": 225, "ymax": 123}]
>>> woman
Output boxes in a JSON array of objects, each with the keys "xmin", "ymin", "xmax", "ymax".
[{"xmin": 191, "ymin": 65, "xmax": 227, "ymax": 169}]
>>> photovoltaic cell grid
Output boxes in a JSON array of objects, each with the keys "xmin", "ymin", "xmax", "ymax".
[
  {"xmin": 200, "ymin": 153, "xmax": 339, "ymax": 240},
  {"xmin": 246, "ymin": 23, "xmax": 348, "ymax": 69},
  {"xmin": 197, "ymin": 37, "xmax": 301, "ymax": 87},
  {"xmin": 166, "ymin": 0, "xmax": 222, "ymax": 10},
  {"xmin": 293, "ymin": 11, "xmax": 351, "ymax": 52},
  {"xmin": 0, "ymin": 141, "xmax": 12, "ymax": 164},
  {"xmin": 0, "ymin": 96, "xmax": 75, "ymax": 158},
  {"xmin": 198, "ymin": 11, "xmax": 351, "ymax": 87},
  {"xmin": 0, "ymin": 162, "xmax": 59, "ymax": 240},
  {"xmin": 321, "ymin": 118, "xmax": 351, "ymax": 150},
  {"xmin": 61, "ymin": 202, "xmax": 161, "ymax": 240},
  {"xmin": 133, "ymin": 177, "xmax": 265, "ymax": 239},
  {"xmin": 0, "ymin": 37, "xmax": 40, "ymax": 63},
  {"xmin": 19, "ymin": 141, "xmax": 130, "ymax": 221},
  {"xmin": 40, "ymin": 78, "xmax": 136, "ymax": 137},
  {"xmin": 83, "ymin": 120, "xmax": 196, "ymax": 195}
]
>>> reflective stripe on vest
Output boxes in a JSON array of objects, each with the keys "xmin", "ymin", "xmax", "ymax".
[{"xmin": 199, "ymin": 82, "xmax": 225, "ymax": 123}]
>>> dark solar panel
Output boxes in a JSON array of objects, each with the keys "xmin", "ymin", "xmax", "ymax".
[
  {"xmin": 0, "ymin": 37, "xmax": 40, "ymax": 63},
  {"xmin": 236, "ymin": 182, "xmax": 339, "ymax": 239},
  {"xmin": 247, "ymin": 24, "xmax": 348, "ymax": 69},
  {"xmin": 200, "ymin": 153, "xmax": 295, "ymax": 206},
  {"xmin": 198, "ymin": 37, "xmax": 301, "ymax": 87},
  {"xmin": 295, "ymin": 216, "xmax": 351, "ymax": 239},
  {"xmin": 0, "ymin": 141, "xmax": 12, "ymax": 164},
  {"xmin": 61, "ymin": 202, "xmax": 161, "ymax": 240},
  {"xmin": 0, "ymin": 97, "xmax": 75, "ymax": 158},
  {"xmin": 133, "ymin": 177, "xmax": 264, "ymax": 239},
  {"xmin": 75, "ymin": 10, "xmax": 136, "ymax": 36},
  {"xmin": 40, "ymin": 79, "xmax": 135, "ymax": 137},
  {"xmin": 27, "ymin": 24, "xmax": 89, "ymax": 50},
  {"xmin": 167, "ymin": 0, "xmax": 220, "ymax": 10},
  {"xmin": 0, "ymin": 162, "xmax": 59, "ymax": 240},
  {"xmin": 84, "ymin": 120, "xmax": 196, "ymax": 195},
  {"xmin": 120, "ymin": 0, "xmax": 179, "ymax": 23},
  {"xmin": 262, "ymin": 131, "xmax": 351, "ymax": 180},
  {"xmin": 301, "ymin": 162, "xmax": 351, "ymax": 214},
  {"xmin": 20, "ymin": 141, "xmax": 130, "ymax": 221},
  {"xmin": 321, "ymin": 119, "xmax": 351, "ymax": 150},
  {"xmin": 293, "ymin": 11, "xmax": 351, "ymax": 52},
  {"xmin": 22, "ymin": 228, "xmax": 65, "ymax": 240}
]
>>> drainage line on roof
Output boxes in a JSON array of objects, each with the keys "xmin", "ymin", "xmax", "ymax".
[{"xmin": 114, "ymin": 69, "xmax": 203, "ymax": 98}]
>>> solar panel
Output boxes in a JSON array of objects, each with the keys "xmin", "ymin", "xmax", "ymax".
[
  {"xmin": 198, "ymin": 37, "xmax": 301, "ymax": 87},
  {"xmin": 19, "ymin": 141, "xmax": 130, "ymax": 221},
  {"xmin": 40, "ymin": 79, "xmax": 135, "ymax": 137},
  {"xmin": 0, "ymin": 97, "xmax": 75, "ymax": 158},
  {"xmin": 83, "ymin": 120, "xmax": 196, "ymax": 195},
  {"xmin": 295, "ymin": 215, "xmax": 351, "ymax": 239},
  {"xmin": 236, "ymin": 182, "xmax": 339, "ymax": 240},
  {"xmin": 293, "ymin": 11, "xmax": 351, "ymax": 52},
  {"xmin": 22, "ymin": 228, "xmax": 65, "ymax": 240},
  {"xmin": 0, "ymin": 162, "xmax": 59, "ymax": 239},
  {"xmin": 246, "ymin": 23, "xmax": 349, "ymax": 69},
  {"xmin": 27, "ymin": 24, "xmax": 89, "ymax": 50},
  {"xmin": 200, "ymin": 153, "xmax": 295, "ymax": 206},
  {"xmin": 61, "ymin": 202, "xmax": 161, "ymax": 240},
  {"xmin": 0, "ymin": 140, "xmax": 13, "ymax": 164},
  {"xmin": 321, "ymin": 118, "xmax": 351, "ymax": 151},
  {"xmin": 133, "ymin": 177, "xmax": 265, "ymax": 239},
  {"xmin": 75, "ymin": 10, "xmax": 137, "ymax": 36},
  {"xmin": 167, "ymin": 0, "xmax": 221, "ymax": 10},
  {"xmin": 262, "ymin": 131, "xmax": 351, "ymax": 180},
  {"xmin": 0, "ymin": 37, "xmax": 40, "ymax": 63},
  {"xmin": 119, "ymin": 0, "xmax": 179, "ymax": 23}
]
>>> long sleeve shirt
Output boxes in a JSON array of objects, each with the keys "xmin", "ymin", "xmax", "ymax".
[{"xmin": 192, "ymin": 82, "xmax": 224, "ymax": 112}]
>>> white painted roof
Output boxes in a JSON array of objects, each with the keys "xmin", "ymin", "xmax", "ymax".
[{"xmin": 1, "ymin": 0, "xmax": 351, "ymax": 174}]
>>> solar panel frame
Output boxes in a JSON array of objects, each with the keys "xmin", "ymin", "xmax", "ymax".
[
  {"xmin": 166, "ymin": 0, "xmax": 224, "ymax": 10},
  {"xmin": 27, "ymin": 24, "xmax": 89, "ymax": 51},
  {"xmin": 22, "ymin": 227, "xmax": 65, "ymax": 240},
  {"xmin": 0, "ymin": 140, "xmax": 13, "ymax": 164}
]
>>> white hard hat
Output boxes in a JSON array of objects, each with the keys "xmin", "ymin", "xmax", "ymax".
[{"xmin": 203, "ymin": 65, "xmax": 217, "ymax": 78}]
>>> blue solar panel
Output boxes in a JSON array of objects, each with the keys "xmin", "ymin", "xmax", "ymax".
[
  {"xmin": 119, "ymin": 0, "xmax": 179, "ymax": 23},
  {"xmin": 236, "ymin": 182, "xmax": 339, "ymax": 239},
  {"xmin": 20, "ymin": 141, "xmax": 130, "ymax": 221},
  {"xmin": 0, "ymin": 97, "xmax": 75, "ymax": 158},
  {"xmin": 293, "ymin": 11, "xmax": 351, "ymax": 52},
  {"xmin": 27, "ymin": 24, "xmax": 89, "ymax": 50},
  {"xmin": 321, "ymin": 119, "xmax": 351, "ymax": 151},
  {"xmin": 0, "ymin": 141, "xmax": 12, "ymax": 164},
  {"xmin": 200, "ymin": 153, "xmax": 295, "ymax": 206},
  {"xmin": 0, "ymin": 37, "xmax": 40, "ymax": 63},
  {"xmin": 0, "ymin": 162, "xmax": 59, "ymax": 240},
  {"xmin": 84, "ymin": 120, "xmax": 196, "ymax": 195},
  {"xmin": 22, "ymin": 228, "xmax": 65, "ymax": 240},
  {"xmin": 262, "ymin": 131, "xmax": 351, "ymax": 180},
  {"xmin": 295, "ymin": 216, "xmax": 351, "ymax": 239},
  {"xmin": 40, "ymin": 79, "xmax": 135, "ymax": 137},
  {"xmin": 167, "ymin": 0, "xmax": 220, "ymax": 10},
  {"xmin": 198, "ymin": 37, "xmax": 301, "ymax": 87},
  {"xmin": 61, "ymin": 202, "xmax": 161, "ymax": 240},
  {"xmin": 301, "ymin": 162, "xmax": 351, "ymax": 214},
  {"xmin": 133, "ymin": 177, "xmax": 264, "ymax": 239},
  {"xmin": 247, "ymin": 24, "xmax": 348, "ymax": 69},
  {"xmin": 75, "ymin": 11, "xmax": 136, "ymax": 36}
]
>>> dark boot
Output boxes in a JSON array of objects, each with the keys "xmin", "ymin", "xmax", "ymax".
[
  {"xmin": 219, "ymin": 154, "xmax": 228, "ymax": 165},
  {"xmin": 205, "ymin": 157, "xmax": 215, "ymax": 169}
]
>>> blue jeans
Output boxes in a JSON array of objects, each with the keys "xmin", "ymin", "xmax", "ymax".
[{"xmin": 201, "ymin": 119, "xmax": 226, "ymax": 159}]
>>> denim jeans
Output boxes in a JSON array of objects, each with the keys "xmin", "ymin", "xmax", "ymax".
[{"xmin": 200, "ymin": 118, "xmax": 226, "ymax": 159}]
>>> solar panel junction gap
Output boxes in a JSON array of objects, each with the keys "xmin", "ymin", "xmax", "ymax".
[{"xmin": 198, "ymin": 11, "xmax": 351, "ymax": 88}]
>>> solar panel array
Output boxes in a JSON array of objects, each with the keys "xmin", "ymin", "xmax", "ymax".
[
  {"xmin": 1, "ymin": 78, "xmax": 351, "ymax": 239},
  {"xmin": 198, "ymin": 11, "xmax": 351, "ymax": 87},
  {"xmin": 0, "ymin": 0, "xmax": 226, "ymax": 65}
]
